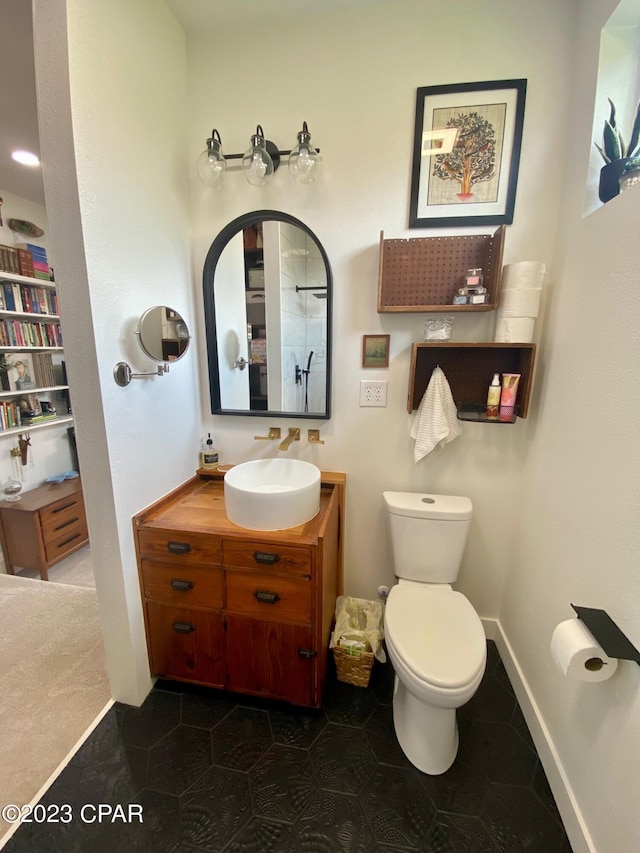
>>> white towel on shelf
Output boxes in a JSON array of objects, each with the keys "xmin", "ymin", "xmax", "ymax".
[{"xmin": 410, "ymin": 366, "xmax": 462, "ymax": 462}]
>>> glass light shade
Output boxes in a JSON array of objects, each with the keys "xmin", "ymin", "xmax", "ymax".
[
  {"xmin": 242, "ymin": 128, "xmax": 274, "ymax": 186},
  {"xmin": 196, "ymin": 130, "xmax": 226, "ymax": 188},
  {"xmin": 289, "ymin": 122, "xmax": 321, "ymax": 184}
]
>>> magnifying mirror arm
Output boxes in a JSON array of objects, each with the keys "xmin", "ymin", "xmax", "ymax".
[{"xmin": 113, "ymin": 361, "xmax": 169, "ymax": 387}]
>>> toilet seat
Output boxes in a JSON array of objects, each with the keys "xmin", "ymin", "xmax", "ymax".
[{"xmin": 385, "ymin": 585, "xmax": 486, "ymax": 691}]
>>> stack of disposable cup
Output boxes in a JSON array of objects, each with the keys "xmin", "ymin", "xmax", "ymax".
[{"xmin": 494, "ymin": 261, "xmax": 546, "ymax": 343}]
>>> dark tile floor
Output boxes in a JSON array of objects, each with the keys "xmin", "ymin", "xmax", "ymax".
[{"xmin": 4, "ymin": 642, "xmax": 571, "ymax": 852}]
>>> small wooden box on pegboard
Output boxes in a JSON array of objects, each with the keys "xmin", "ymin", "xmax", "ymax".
[{"xmin": 377, "ymin": 225, "xmax": 505, "ymax": 313}]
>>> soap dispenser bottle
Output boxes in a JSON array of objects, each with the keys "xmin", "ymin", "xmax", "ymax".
[
  {"xmin": 486, "ymin": 373, "xmax": 501, "ymax": 420},
  {"xmin": 200, "ymin": 433, "xmax": 219, "ymax": 469}
]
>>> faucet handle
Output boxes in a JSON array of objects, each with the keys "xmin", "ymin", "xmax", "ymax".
[
  {"xmin": 254, "ymin": 428, "xmax": 281, "ymax": 441},
  {"xmin": 307, "ymin": 429, "xmax": 325, "ymax": 445}
]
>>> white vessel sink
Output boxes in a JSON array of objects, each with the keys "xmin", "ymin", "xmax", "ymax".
[{"xmin": 223, "ymin": 458, "xmax": 321, "ymax": 531}]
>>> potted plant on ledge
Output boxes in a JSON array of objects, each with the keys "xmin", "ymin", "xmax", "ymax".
[{"xmin": 595, "ymin": 98, "xmax": 640, "ymax": 203}]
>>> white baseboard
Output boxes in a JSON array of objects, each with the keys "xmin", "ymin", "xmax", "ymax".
[{"xmin": 488, "ymin": 619, "xmax": 596, "ymax": 853}]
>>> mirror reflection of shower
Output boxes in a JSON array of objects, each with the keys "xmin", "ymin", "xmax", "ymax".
[
  {"xmin": 303, "ymin": 350, "xmax": 313, "ymax": 412},
  {"xmin": 295, "ymin": 285, "xmax": 328, "ymax": 300}
]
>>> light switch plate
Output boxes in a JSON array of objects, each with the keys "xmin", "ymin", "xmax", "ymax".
[{"xmin": 359, "ymin": 380, "xmax": 387, "ymax": 407}]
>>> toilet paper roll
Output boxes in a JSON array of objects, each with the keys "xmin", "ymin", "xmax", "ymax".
[
  {"xmin": 494, "ymin": 317, "xmax": 535, "ymax": 342},
  {"xmin": 501, "ymin": 261, "xmax": 546, "ymax": 291},
  {"xmin": 550, "ymin": 619, "xmax": 618, "ymax": 682},
  {"xmin": 498, "ymin": 288, "xmax": 542, "ymax": 318}
]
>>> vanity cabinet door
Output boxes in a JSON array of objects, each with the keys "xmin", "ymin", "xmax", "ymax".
[
  {"xmin": 146, "ymin": 601, "xmax": 225, "ymax": 688},
  {"xmin": 225, "ymin": 615, "xmax": 315, "ymax": 707}
]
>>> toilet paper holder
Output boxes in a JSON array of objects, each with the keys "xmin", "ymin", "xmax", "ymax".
[{"xmin": 571, "ymin": 605, "xmax": 640, "ymax": 666}]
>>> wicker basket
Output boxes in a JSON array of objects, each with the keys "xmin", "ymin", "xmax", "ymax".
[{"xmin": 333, "ymin": 645, "xmax": 375, "ymax": 688}]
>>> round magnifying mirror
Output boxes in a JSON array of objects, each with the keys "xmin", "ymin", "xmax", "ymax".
[{"xmin": 136, "ymin": 306, "xmax": 190, "ymax": 362}]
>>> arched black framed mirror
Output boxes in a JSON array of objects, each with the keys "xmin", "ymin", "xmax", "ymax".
[{"xmin": 203, "ymin": 210, "xmax": 332, "ymax": 418}]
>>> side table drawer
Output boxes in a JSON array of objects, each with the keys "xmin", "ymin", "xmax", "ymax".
[
  {"xmin": 141, "ymin": 559, "xmax": 223, "ymax": 608},
  {"xmin": 44, "ymin": 519, "xmax": 89, "ymax": 563},
  {"xmin": 41, "ymin": 494, "xmax": 86, "ymax": 543}
]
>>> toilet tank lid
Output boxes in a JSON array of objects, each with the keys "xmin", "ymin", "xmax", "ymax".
[{"xmin": 383, "ymin": 491, "xmax": 472, "ymax": 521}]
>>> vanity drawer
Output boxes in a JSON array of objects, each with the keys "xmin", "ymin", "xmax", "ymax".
[
  {"xmin": 146, "ymin": 601, "xmax": 225, "ymax": 687},
  {"xmin": 225, "ymin": 570, "xmax": 311, "ymax": 625},
  {"xmin": 223, "ymin": 541, "xmax": 312, "ymax": 578},
  {"xmin": 44, "ymin": 520, "xmax": 89, "ymax": 564},
  {"xmin": 41, "ymin": 494, "xmax": 86, "ymax": 543},
  {"xmin": 138, "ymin": 528, "xmax": 222, "ymax": 566},
  {"xmin": 141, "ymin": 559, "xmax": 223, "ymax": 608}
]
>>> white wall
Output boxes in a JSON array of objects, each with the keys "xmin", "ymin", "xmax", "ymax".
[
  {"xmin": 33, "ymin": 0, "xmax": 196, "ymax": 704},
  {"xmin": 187, "ymin": 0, "xmax": 577, "ymax": 618},
  {"xmin": 500, "ymin": 1, "xmax": 640, "ymax": 851}
]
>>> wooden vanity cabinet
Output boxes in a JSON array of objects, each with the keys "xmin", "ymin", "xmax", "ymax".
[{"xmin": 133, "ymin": 473, "xmax": 344, "ymax": 708}]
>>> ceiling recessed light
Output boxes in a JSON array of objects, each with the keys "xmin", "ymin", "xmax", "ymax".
[{"xmin": 11, "ymin": 150, "xmax": 40, "ymax": 167}]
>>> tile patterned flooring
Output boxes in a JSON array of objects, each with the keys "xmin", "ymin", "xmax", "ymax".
[{"xmin": 4, "ymin": 642, "xmax": 572, "ymax": 852}]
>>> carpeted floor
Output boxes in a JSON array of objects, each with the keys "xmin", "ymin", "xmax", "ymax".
[{"xmin": 0, "ymin": 573, "xmax": 110, "ymax": 844}]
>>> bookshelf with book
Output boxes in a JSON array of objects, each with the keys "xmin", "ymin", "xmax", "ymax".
[{"xmin": 0, "ymin": 269, "xmax": 72, "ymax": 437}]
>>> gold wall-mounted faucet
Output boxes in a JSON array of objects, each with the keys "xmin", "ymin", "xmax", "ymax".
[
  {"xmin": 254, "ymin": 428, "xmax": 281, "ymax": 441},
  {"xmin": 278, "ymin": 428, "xmax": 300, "ymax": 451}
]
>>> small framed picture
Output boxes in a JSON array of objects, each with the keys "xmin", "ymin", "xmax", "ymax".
[
  {"xmin": 6, "ymin": 353, "xmax": 37, "ymax": 392},
  {"xmin": 362, "ymin": 334, "xmax": 390, "ymax": 368}
]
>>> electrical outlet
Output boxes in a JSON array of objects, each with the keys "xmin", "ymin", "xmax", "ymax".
[{"xmin": 360, "ymin": 379, "xmax": 387, "ymax": 407}]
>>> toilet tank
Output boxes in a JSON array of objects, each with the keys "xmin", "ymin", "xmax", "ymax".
[{"xmin": 383, "ymin": 491, "xmax": 472, "ymax": 583}]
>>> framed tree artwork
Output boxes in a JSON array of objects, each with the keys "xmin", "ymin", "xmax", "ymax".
[{"xmin": 409, "ymin": 79, "xmax": 527, "ymax": 228}]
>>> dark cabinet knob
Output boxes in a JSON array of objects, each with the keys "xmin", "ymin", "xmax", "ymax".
[
  {"xmin": 170, "ymin": 578, "xmax": 194, "ymax": 592},
  {"xmin": 253, "ymin": 590, "xmax": 280, "ymax": 605},
  {"xmin": 167, "ymin": 541, "xmax": 191, "ymax": 554},
  {"xmin": 253, "ymin": 551, "xmax": 280, "ymax": 565},
  {"xmin": 172, "ymin": 621, "xmax": 195, "ymax": 634}
]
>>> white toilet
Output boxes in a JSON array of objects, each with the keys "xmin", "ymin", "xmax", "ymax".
[{"xmin": 383, "ymin": 491, "xmax": 486, "ymax": 775}]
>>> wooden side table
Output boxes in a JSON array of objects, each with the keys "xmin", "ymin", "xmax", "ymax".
[{"xmin": 0, "ymin": 478, "xmax": 89, "ymax": 581}]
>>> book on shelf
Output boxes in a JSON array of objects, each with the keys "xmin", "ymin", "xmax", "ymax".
[
  {"xmin": 0, "ymin": 245, "xmax": 20, "ymax": 275},
  {"xmin": 18, "ymin": 412, "xmax": 59, "ymax": 425},
  {"xmin": 0, "ymin": 319, "xmax": 63, "ymax": 347},
  {"xmin": 0, "ymin": 354, "xmax": 10, "ymax": 391},
  {"xmin": 17, "ymin": 248, "xmax": 35, "ymax": 278},
  {"xmin": 0, "ymin": 400, "xmax": 21, "ymax": 430},
  {"xmin": 31, "ymin": 352, "xmax": 56, "ymax": 387},
  {"xmin": 26, "ymin": 244, "xmax": 51, "ymax": 281}
]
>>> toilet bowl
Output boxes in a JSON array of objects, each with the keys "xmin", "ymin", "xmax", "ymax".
[
  {"xmin": 382, "ymin": 491, "xmax": 486, "ymax": 775},
  {"xmin": 384, "ymin": 581, "xmax": 486, "ymax": 774}
]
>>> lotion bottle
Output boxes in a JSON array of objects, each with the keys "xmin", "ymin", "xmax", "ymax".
[
  {"xmin": 200, "ymin": 433, "xmax": 219, "ymax": 469},
  {"xmin": 486, "ymin": 373, "xmax": 501, "ymax": 419}
]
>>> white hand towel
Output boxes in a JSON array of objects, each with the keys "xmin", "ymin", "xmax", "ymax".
[{"xmin": 410, "ymin": 366, "xmax": 462, "ymax": 462}]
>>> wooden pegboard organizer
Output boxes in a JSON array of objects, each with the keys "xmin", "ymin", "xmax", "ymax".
[{"xmin": 377, "ymin": 225, "xmax": 505, "ymax": 312}]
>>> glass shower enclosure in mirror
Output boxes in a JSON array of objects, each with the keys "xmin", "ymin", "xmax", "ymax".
[{"xmin": 203, "ymin": 211, "xmax": 332, "ymax": 418}]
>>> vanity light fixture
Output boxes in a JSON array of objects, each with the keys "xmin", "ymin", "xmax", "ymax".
[
  {"xmin": 196, "ymin": 129, "xmax": 227, "ymax": 188},
  {"xmin": 196, "ymin": 122, "xmax": 321, "ymax": 188}
]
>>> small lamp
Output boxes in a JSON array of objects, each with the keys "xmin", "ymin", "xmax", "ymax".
[
  {"xmin": 196, "ymin": 129, "xmax": 227, "ymax": 188},
  {"xmin": 242, "ymin": 125, "xmax": 276, "ymax": 186},
  {"xmin": 289, "ymin": 121, "xmax": 321, "ymax": 184}
]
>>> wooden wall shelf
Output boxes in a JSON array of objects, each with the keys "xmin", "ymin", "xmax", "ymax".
[
  {"xmin": 377, "ymin": 225, "xmax": 505, "ymax": 313},
  {"xmin": 408, "ymin": 342, "xmax": 536, "ymax": 418}
]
